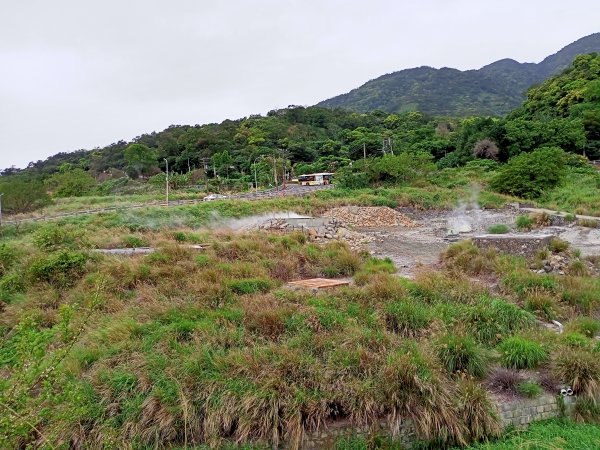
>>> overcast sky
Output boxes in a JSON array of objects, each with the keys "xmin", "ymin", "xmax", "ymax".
[{"xmin": 1, "ymin": 0, "xmax": 599, "ymax": 170}]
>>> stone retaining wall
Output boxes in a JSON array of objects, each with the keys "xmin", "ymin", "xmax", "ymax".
[
  {"xmin": 472, "ymin": 234, "xmax": 553, "ymax": 257},
  {"xmin": 300, "ymin": 419, "xmax": 413, "ymax": 450},
  {"xmin": 298, "ymin": 394, "xmax": 574, "ymax": 449},
  {"xmin": 497, "ymin": 393, "xmax": 561, "ymax": 428}
]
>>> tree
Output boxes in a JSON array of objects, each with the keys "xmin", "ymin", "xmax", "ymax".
[
  {"xmin": 473, "ymin": 139, "xmax": 500, "ymax": 160},
  {"xmin": 0, "ymin": 176, "xmax": 51, "ymax": 214},
  {"xmin": 45, "ymin": 167, "xmax": 96, "ymax": 197},
  {"xmin": 211, "ymin": 150, "xmax": 233, "ymax": 178},
  {"xmin": 124, "ymin": 144, "xmax": 158, "ymax": 178},
  {"xmin": 491, "ymin": 147, "xmax": 567, "ymax": 199},
  {"xmin": 372, "ymin": 152, "xmax": 436, "ymax": 183}
]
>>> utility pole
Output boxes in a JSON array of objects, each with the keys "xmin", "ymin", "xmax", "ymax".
[
  {"xmin": 200, "ymin": 157, "xmax": 210, "ymax": 193},
  {"xmin": 273, "ymin": 156, "xmax": 277, "ymax": 188},
  {"xmin": 164, "ymin": 158, "xmax": 169, "ymax": 206},
  {"xmin": 252, "ymin": 154, "xmax": 264, "ymax": 193},
  {"xmin": 363, "ymin": 142, "xmax": 366, "ymax": 160},
  {"xmin": 281, "ymin": 149, "xmax": 287, "ymax": 188},
  {"xmin": 0, "ymin": 193, "xmax": 3, "ymax": 229}
]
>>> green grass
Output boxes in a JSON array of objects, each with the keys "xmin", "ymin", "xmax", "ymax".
[
  {"xmin": 516, "ymin": 380, "xmax": 543, "ymax": 398},
  {"xmin": 487, "ymin": 224, "xmax": 510, "ymax": 234},
  {"xmin": 457, "ymin": 420, "xmax": 600, "ymax": 449},
  {"xmin": 540, "ymin": 169, "xmax": 600, "ymax": 217},
  {"xmin": 515, "ymin": 214, "xmax": 533, "ymax": 230},
  {"xmin": 497, "ymin": 337, "xmax": 548, "ymax": 370},
  {"xmin": 436, "ymin": 334, "xmax": 489, "ymax": 377}
]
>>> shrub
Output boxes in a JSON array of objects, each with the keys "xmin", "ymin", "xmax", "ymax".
[
  {"xmin": 32, "ymin": 224, "xmax": 88, "ymax": 251},
  {"xmin": 562, "ymin": 332, "xmax": 590, "ymax": 348},
  {"xmin": 567, "ymin": 260, "xmax": 589, "ymax": 277},
  {"xmin": 491, "ymin": 147, "xmax": 566, "ymax": 199},
  {"xmin": 502, "ymin": 271, "xmax": 557, "ymax": 297},
  {"xmin": 455, "ymin": 380, "xmax": 501, "ymax": 441},
  {"xmin": 487, "ymin": 224, "xmax": 510, "ymax": 234},
  {"xmin": 566, "ymin": 317, "xmax": 600, "ymax": 338},
  {"xmin": 552, "ymin": 347, "xmax": 600, "ymax": 398},
  {"xmin": 497, "ymin": 337, "xmax": 548, "ymax": 369},
  {"xmin": 380, "ymin": 345, "xmax": 466, "ymax": 445},
  {"xmin": 572, "ymin": 397, "xmax": 600, "ymax": 423},
  {"xmin": 578, "ymin": 218, "xmax": 598, "ymax": 228},
  {"xmin": 361, "ymin": 257, "xmax": 396, "ymax": 275},
  {"xmin": 195, "ymin": 254, "xmax": 211, "ymax": 267},
  {"xmin": 564, "ymin": 213, "xmax": 577, "ymax": 222},
  {"xmin": 172, "ymin": 231, "xmax": 187, "ymax": 242},
  {"xmin": 384, "ymin": 299, "xmax": 432, "ymax": 337},
  {"xmin": 524, "ymin": 292, "xmax": 559, "ymax": 320},
  {"xmin": 486, "ymin": 368, "xmax": 523, "ymax": 394},
  {"xmin": 0, "ymin": 272, "xmax": 25, "ymax": 295},
  {"xmin": 442, "ymin": 241, "xmax": 496, "ymax": 275},
  {"xmin": 515, "ymin": 214, "xmax": 533, "ymax": 230},
  {"xmin": 560, "ymin": 276, "xmax": 600, "ymax": 314},
  {"xmin": 436, "ymin": 334, "xmax": 488, "ymax": 377},
  {"xmin": 517, "ymin": 380, "xmax": 543, "ymax": 398},
  {"xmin": 29, "ymin": 250, "xmax": 89, "ymax": 287},
  {"xmin": 227, "ymin": 278, "xmax": 272, "ymax": 295},
  {"xmin": 532, "ymin": 211, "xmax": 551, "ymax": 227},
  {"xmin": 465, "ymin": 298, "xmax": 536, "ymax": 345},
  {"xmin": 0, "ymin": 244, "xmax": 17, "ymax": 276},
  {"xmin": 548, "ymin": 237, "xmax": 569, "ymax": 253},
  {"xmin": 0, "ymin": 175, "xmax": 51, "ymax": 213},
  {"xmin": 122, "ymin": 235, "xmax": 149, "ymax": 248}
]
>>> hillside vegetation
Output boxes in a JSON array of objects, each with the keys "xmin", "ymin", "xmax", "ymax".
[
  {"xmin": 2, "ymin": 213, "xmax": 600, "ymax": 448},
  {"xmin": 2, "ymin": 53, "xmax": 600, "ymax": 219},
  {"xmin": 318, "ymin": 33, "xmax": 600, "ymax": 117}
]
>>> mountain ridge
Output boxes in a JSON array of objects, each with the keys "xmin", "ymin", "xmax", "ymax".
[{"xmin": 317, "ymin": 33, "xmax": 600, "ymax": 117}]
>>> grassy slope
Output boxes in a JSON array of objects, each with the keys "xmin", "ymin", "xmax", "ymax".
[
  {"xmin": 1, "ymin": 216, "xmax": 600, "ymax": 448},
  {"xmin": 335, "ymin": 420, "xmax": 600, "ymax": 450},
  {"xmin": 460, "ymin": 420, "xmax": 600, "ymax": 450}
]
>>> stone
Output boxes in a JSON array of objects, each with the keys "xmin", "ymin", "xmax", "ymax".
[{"xmin": 472, "ymin": 234, "xmax": 553, "ymax": 257}]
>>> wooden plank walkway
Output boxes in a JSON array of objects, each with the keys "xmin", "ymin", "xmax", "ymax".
[{"xmin": 287, "ymin": 278, "xmax": 350, "ymax": 290}]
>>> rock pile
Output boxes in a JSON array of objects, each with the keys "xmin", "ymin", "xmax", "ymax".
[
  {"xmin": 534, "ymin": 253, "xmax": 570, "ymax": 275},
  {"xmin": 258, "ymin": 217, "xmax": 373, "ymax": 250},
  {"xmin": 323, "ymin": 206, "xmax": 416, "ymax": 228},
  {"xmin": 532, "ymin": 252, "xmax": 599, "ymax": 276},
  {"xmin": 312, "ymin": 226, "xmax": 375, "ymax": 251}
]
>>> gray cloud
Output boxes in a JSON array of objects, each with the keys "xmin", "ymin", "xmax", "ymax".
[{"xmin": 1, "ymin": 0, "xmax": 598, "ymax": 169}]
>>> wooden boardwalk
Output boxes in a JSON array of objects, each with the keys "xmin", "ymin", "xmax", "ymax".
[{"xmin": 287, "ymin": 278, "xmax": 350, "ymax": 290}]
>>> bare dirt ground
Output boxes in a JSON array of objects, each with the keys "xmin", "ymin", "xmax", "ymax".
[
  {"xmin": 551, "ymin": 226, "xmax": 600, "ymax": 256},
  {"xmin": 359, "ymin": 208, "xmax": 600, "ymax": 277}
]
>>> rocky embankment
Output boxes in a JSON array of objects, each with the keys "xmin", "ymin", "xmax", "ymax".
[{"xmin": 259, "ymin": 207, "xmax": 416, "ymax": 250}]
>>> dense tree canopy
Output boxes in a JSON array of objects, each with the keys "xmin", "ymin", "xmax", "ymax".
[{"xmin": 0, "ymin": 176, "xmax": 51, "ymax": 214}]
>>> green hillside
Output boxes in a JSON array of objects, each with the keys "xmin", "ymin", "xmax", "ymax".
[{"xmin": 317, "ymin": 33, "xmax": 600, "ymax": 117}]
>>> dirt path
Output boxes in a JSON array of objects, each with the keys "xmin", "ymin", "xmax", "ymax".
[{"xmin": 358, "ymin": 208, "xmax": 600, "ymax": 277}]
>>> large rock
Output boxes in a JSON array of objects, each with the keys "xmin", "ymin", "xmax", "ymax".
[{"xmin": 472, "ymin": 234, "xmax": 554, "ymax": 257}]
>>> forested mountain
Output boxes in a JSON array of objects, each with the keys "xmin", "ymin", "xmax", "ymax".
[
  {"xmin": 317, "ymin": 33, "xmax": 600, "ymax": 117},
  {"xmin": 2, "ymin": 53, "xmax": 599, "ymax": 211}
]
